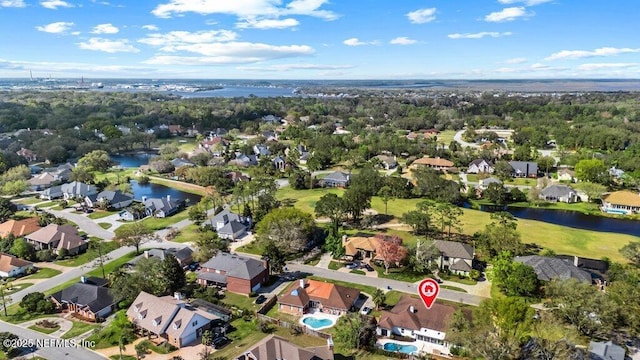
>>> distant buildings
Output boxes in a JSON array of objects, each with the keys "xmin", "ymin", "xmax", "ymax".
[
  {"xmin": 412, "ymin": 157, "xmax": 455, "ymax": 172},
  {"xmin": 319, "ymin": 171, "xmax": 350, "ymax": 188}
]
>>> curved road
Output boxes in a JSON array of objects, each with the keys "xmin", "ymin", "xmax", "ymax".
[{"xmin": 46, "ymin": 209, "xmax": 115, "ymax": 240}]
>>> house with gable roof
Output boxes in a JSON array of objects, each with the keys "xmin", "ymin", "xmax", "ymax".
[
  {"xmin": 433, "ymin": 240, "xmax": 474, "ymax": 276},
  {"xmin": 61, "ymin": 181, "xmax": 98, "ymax": 200},
  {"xmin": 508, "ymin": 161, "xmax": 538, "ymax": 178},
  {"xmin": 50, "ymin": 276, "xmax": 115, "ymax": 322},
  {"xmin": 85, "ymin": 190, "xmax": 134, "ymax": 210},
  {"xmin": 278, "ymin": 278, "xmax": 360, "ymax": 316},
  {"xmin": 24, "ymin": 224, "xmax": 87, "ymax": 255},
  {"xmin": 319, "ymin": 171, "xmax": 350, "ymax": 188},
  {"xmin": 238, "ymin": 335, "xmax": 334, "ymax": 360},
  {"xmin": 515, "ymin": 255, "xmax": 592, "ymax": 283},
  {"xmin": 540, "ymin": 184, "xmax": 579, "ymax": 203},
  {"xmin": 588, "ymin": 341, "xmax": 625, "ymax": 360},
  {"xmin": 467, "ymin": 159, "xmax": 494, "ymax": 174},
  {"xmin": 0, "ymin": 217, "xmax": 41, "ymax": 238},
  {"xmin": 203, "ymin": 208, "xmax": 251, "ymax": 240},
  {"xmin": 196, "ymin": 252, "xmax": 269, "ymax": 295},
  {"xmin": 0, "ymin": 253, "xmax": 34, "ymax": 278}
]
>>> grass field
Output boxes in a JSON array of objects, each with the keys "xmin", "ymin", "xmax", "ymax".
[
  {"xmin": 436, "ymin": 130, "xmax": 457, "ymax": 145},
  {"xmin": 62, "ymin": 321, "xmax": 101, "ymax": 339},
  {"xmin": 115, "ymin": 209, "xmax": 190, "ymax": 235},
  {"xmin": 88, "ymin": 211, "xmax": 118, "ymax": 220},
  {"xmin": 98, "ymin": 222, "xmax": 112, "ymax": 229},
  {"xmin": 25, "ymin": 268, "xmax": 61, "ymax": 279},
  {"xmin": 15, "ymin": 197, "xmax": 44, "ymax": 205},
  {"xmin": 2, "ymin": 282, "xmax": 32, "ymax": 295},
  {"xmin": 148, "ymin": 176, "xmax": 206, "ymax": 196},
  {"xmin": 276, "ymin": 186, "xmax": 639, "ymax": 263},
  {"xmin": 171, "ymin": 223, "xmax": 199, "ymax": 243},
  {"xmin": 28, "ymin": 324, "xmax": 60, "ymax": 334},
  {"xmin": 56, "ymin": 241, "xmax": 121, "ymax": 267}
]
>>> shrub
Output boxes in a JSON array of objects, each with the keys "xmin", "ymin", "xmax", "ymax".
[
  {"xmin": 36, "ymin": 250, "xmax": 55, "ymax": 262},
  {"xmin": 138, "ymin": 175, "xmax": 150, "ymax": 185}
]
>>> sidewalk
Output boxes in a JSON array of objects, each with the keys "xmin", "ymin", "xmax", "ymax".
[{"xmin": 315, "ymin": 253, "xmax": 332, "ymax": 269}]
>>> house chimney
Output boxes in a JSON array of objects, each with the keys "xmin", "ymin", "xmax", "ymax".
[
  {"xmin": 144, "ymin": 250, "xmax": 150, "ymax": 259},
  {"xmin": 342, "ymin": 235, "xmax": 348, "ymax": 245},
  {"xmin": 327, "ymin": 338, "xmax": 334, "ymax": 350},
  {"xmin": 142, "ymin": 196, "xmax": 147, "ymax": 202},
  {"xmin": 409, "ymin": 305, "xmax": 416, "ymax": 313},
  {"xmin": 167, "ymin": 195, "xmax": 171, "ymax": 202},
  {"xmin": 80, "ymin": 276, "xmax": 87, "ymax": 283},
  {"xmin": 299, "ymin": 279, "xmax": 306, "ymax": 288},
  {"xmin": 574, "ymin": 256, "xmax": 579, "ymax": 267},
  {"xmin": 174, "ymin": 292, "xmax": 183, "ymax": 301}
]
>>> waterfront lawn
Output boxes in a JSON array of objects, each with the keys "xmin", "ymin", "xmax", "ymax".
[
  {"xmin": 24, "ymin": 267, "xmax": 61, "ymax": 279},
  {"xmin": 148, "ymin": 176, "xmax": 206, "ymax": 196},
  {"xmin": 62, "ymin": 321, "xmax": 101, "ymax": 339}
]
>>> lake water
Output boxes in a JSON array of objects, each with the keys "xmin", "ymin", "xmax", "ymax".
[
  {"xmin": 130, "ymin": 180, "xmax": 201, "ymax": 205},
  {"xmin": 179, "ymin": 86, "xmax": 297, "ymax": 98},
  {"xmin": 111, "ymin": 153, "xmax": 157, "ymax": 168}
]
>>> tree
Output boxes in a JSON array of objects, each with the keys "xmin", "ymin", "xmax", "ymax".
[
  {"xmin": 0, "ymin": 332, "xmax": 19, "ymax": 354},
  {"xmin": 324, "ymin": 233, "xmax": 345, "ymax": 259},
  {"xmin": 134, "ymin": 340, "xmax": 148, "ymax": 359},
  {"xmin": 575, "ymin": 158, "xmax": 608, "ymax": 184},
  {"xmin": 10, "ymin": 238, "xmax": 36, "ymax": 261},
  {"xmin": 0, "ymin": 197, "xmax": 16, "ymax": 222},
  {"xmin": 1, "ymin": 180, "xmax": 28, "ymax": 196},
  {"xmin": 432, "ymin": 202, "xmax": 463, "ymax": 238},
  {"xmin": 528, "ymin": 186, "xmax": 543, "ymax": 205},
  {"xmin": 620, "ymin": 241, "xmax": 640, "ymax": 267},
  {"xmin": 315, "ymin": 193, "xmax": 346, "ymax": 236},
  {"xmin": 0, "ymin": 284, "xmax": 11, "ymax": 317},
  {"xmin": 537, "ymin": 156, "xmax": 556, "ymax": 175},
  {"xmin": 188, "ymin": 204, "xmax": 207, "ymax": 225},
  {"xmin": 149, "ymin": 158, "xmax": 175, "ymax": 174},
  {"xmin": 193, "ymin": 230, "xmax": 227, "ymax": 262},
  {"xmin": 118, "ymin": 332, "xmax": 127, "ymax": 360},
  {"xmin": 402, "ymin": 200, "xmax": 434, "ymax": 239},
  {"xmin": 573, "ymin": 182, "xmax": 607, "ymax": 203},
  {"xmin": 478, "ymin": 212, "xmax": 524, "ymax": 258},
  {"xmin": 160, "ymin": 254, "xmax": 186, "ymax": 294},
  {"xmin": 492, "ymin": 252, "xmax": 539, "ymax": 297},
  {"xmin": 494, "ymin": 161, "xmax": 513, "ymax": 182},
  {"xmin": 342, "ymin": 187, "xmax": 371, "ymax": 223},
  {"xmin": 408, "ymin": 239, "xmax": 439, "ymax": 273},
  {"xmin": 78, "ymin": 150, "xmax": 114, "ymax": 172},
  {"xmin": 262, "ymin": 240, "xmax": 286, "ymax": 275},
  {"xmin": 333, "ymin": 314, "xmax": 377, "ymax": 351},
  {"xmin": 115, "ymin": 222, "xmax": 158, "ymax": 255},
  {"xmin": 375, "ymin": 234, "xmax": 408, "ymax": 274},
  {"xmin": 69, "ymin": 166, "xmax": 95, "ymax": 183},
  {"xmin": 256, "ymin": 207, "xmax": 315, "ymax": 254},
  {"xmin": 372, "ymin": 289, "xmax": 386, "ymax": 310},
  {"xmin": 20, "ymin": 292, "xmax": 54, "ymax": 313},
  {"xmin": 484, "ymin": 182, "xmax": 509, "ymax": 205},
  {"xmin": 378, "ymin": 186, "xmax": 393, "ymax": 215}
]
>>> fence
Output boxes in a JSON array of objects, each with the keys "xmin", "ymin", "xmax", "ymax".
[{"xmin": 256, "ymin": 313, "xmax": 332, "ymax": 340}]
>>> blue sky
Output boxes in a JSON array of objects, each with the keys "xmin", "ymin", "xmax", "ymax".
[{"xmin": 0, "ymin": 0, "xmax": 638, "ymax": 79}]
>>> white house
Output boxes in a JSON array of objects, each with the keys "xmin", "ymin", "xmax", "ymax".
[
  {"xmin": 203, "ymin": 208, "xmax": 251, "ymax": 240},
  {"xmin": 467, "ymin": 159, "xmax": 494, "ymax": 174},
  {"xmin": 0, "ymin": 253, "xmax": 34, "ymax": 278}
]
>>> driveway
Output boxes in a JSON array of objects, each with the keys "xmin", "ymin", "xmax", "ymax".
[{"xmin": 46, "ymin": 209, "xmax": 115, "ymax": 240}]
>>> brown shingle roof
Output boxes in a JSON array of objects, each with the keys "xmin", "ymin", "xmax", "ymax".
[
  {"xmin": 603, "ymin": 191, "xmax": 640, "ymax": 207},
  {"xmin": 26, "ymin": 224, "xmax": 83, "ymax": 246},
  {"xmin": 0, "ymin": 253, "xmax": 34, "ymax": 274},
  {"xmin": 343, "ymin": 236, "xmax": 379, "ymax": 257},
  {"xmin": 0, "ymin": 218, "xmax": 41, "ymax": 238},
  {"xmin": 378, "ymin": 295, "xmax": 464, "ymax": 334},
  {"xmin": 278, "ymin": 279, "xmax": 360, "ymax": 311},
  {"xmin": 127, "ymin": 291, "xmax": 182, "ymax": 336},
  {"xmin": 241, "ymin": 335, "xmax": 334, "ymax": 360},
  {"xmin": 412, "ymin": 157, "xmax": 454, "ymax": 167}
]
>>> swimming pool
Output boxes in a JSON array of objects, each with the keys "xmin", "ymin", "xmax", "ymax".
[
  {"xmin": 300, "ymin": 313, "xmax": 338, "ymax": 330},
  {"xmin": 383, "ymin": 342, "xmax": 418, "ymax": 354},
  {"xmin": 606, "ymin": 209, "xmax": 630, "ymax": 215}
]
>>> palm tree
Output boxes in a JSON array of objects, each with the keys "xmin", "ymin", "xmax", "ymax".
[
  {"xmin": 118, "ymin": 333, "xmax": 126, "ymax": 360},
  {"xmin": 372, "ymin": 288, "xmax": 386, "ymax": 310}
]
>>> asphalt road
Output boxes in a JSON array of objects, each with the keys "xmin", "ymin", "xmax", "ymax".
[
  {"xmin": 0, "ymin": 321, "xmax": 107, "ymax": 360},
  {"xmin": 286, "ymin": 263, "xmax": 485, "ymax": 306}
]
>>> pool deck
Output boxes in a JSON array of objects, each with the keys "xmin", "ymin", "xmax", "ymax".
[
  {"xmin": 299, "ymin": 309, "xmax": 340, "ymax": 331},
  {"xmin": 377, "ymin": 338, "xmax": 452, "ymax": 358}
]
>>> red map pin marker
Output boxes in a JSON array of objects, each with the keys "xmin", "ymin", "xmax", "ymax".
[{"xmin": 418, "ymin": 278, "xmax": 440, "ymax": 309}]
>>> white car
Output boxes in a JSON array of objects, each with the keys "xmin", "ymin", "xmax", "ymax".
[{"xmin": 360, "ymin": 306, "xmax": 372, "ymax": 315}]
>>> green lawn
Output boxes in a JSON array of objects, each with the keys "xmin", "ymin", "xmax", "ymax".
[
  {"xmin": 62, "ymin": 321, "xmax": 101, "ymax": 339},
  {"xmin": 15, "ymin": 197, "xmax": 44, "ymax": 205},
  {"xmin": 149, "ymin": 176, "xmax": 206, "ymax": 196},
  {"xmin": 86, "ymin": 251, "xmax": 137, "ymax": 277},
  {"xmin": 171, "ymin": 223, "xmax": 200, "ymax": 243},
  {"xmin": 276, "ymin": 186, "xmax": 343, "ymax": 215},
  {"xmin": 88, "ymin": 211, "xmax": 118, "ymax": 220},
  {"xmin": 441, "ymin": 285, "xmax": 468, "ymax": 293},
  {"xmin": 55, "ymin": 241, "xmax": 121, "ymax": 267},
  {"xmin": 466, "ymin": 174, "xmax": 480, "ymax": 182},
  {"xmin": 373, "ymin": 263, "xmax": 427, "ymax": 283},
  {"xmin": 98, "ymin": 222, "xmax": 112, "ymax": 229},
  {"xmin": 93, "ymin": 168, "xmax": 138, "ymax": 183},
  {"xmin": 139, "ymin": 340, "xmax": 176, "ymax": 354},
  {"xmin": 350, "ymin": 269, "xmax": 365, "ymax": 275},
  {"xmin": 115, "ymin": 209, "xmax": 190, "ymax": 234},
  {"xmin": 2, "ymin": 282, "xmax": 33, "ymax": 295},
  {"xmin": 328, "ymin": 261, "xmax": 342, "ymax": 270},
  {"xmin": 0, "ymin": 303, "xmax": 59, "ymax": 324},
  {"xmin": 109, "ymin": 356, "xmax": 136, "ymax": 360},
  {"xmin": 220, "ymin": 291, "xmax": 260, "ymax": 312},
  {"xmin": 35, "ymin": 201, "xmax": 57, "ymax": 208},
  {"xmin": 236, "ymin": 239, "xmax": 267, "ymax": 256},
  {"xmin": 28, "ymin": 324, "xmax": 60, "ymax": 334},
  {"xmin": 503, "ymin": 177, "xmax": 537, "ymax": 186},
  {"xmin": 435, "ymin": 130, "xmax": 457, "ymax": 145},
  {"xmin": 25, "ymin": 267, "xmax": 61, "ymax": 279}
]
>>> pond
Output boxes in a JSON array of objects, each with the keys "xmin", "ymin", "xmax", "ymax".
[
  {"xmin": 130, "ymin": 180, "xmax": 201, "ymax": 205},
  {"xmin": 111, "ymin": 153, "xmax": 157, "ymax": 168},
  {"xmin": 474, "ymin": 204, "xmax": 640, "ymax": 237}
]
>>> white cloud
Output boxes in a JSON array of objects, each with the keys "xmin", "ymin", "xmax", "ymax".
[
  {"xmin": 142, "ymin": 25, "xmax": 159, "ymax": 31},
  {"xmin": 152, "ymin": 0, "xmax": 337, "ymax": 20},
  {"xmin": 505, "ymin": 57, "xmax": 527, "ymax": 64},
  {"xmin": 390, "ymin": 37, "xmax": 417, "ymax": 45},
  {"xmin": 236, "ymin": 17, "xmax": 299, "ymax": 29},
  {"xmin": 448, "ymin": 31, "xmax": 512, "ymax": 39},
  {"xmin": 0, "ymin": 0, "xmax": 25, "ymax": 7},
  {"xmin": 92, "ymin": 23, "xmax": 119, "ymax": 34},
  {"xmin": 40, "ymin": 0, "xmax": 74, "ymax": 9},
  {"xmin": 406, "ymin": 8, "xmax": 436, "ymax": 24},
  {"xmin": 0, "ymin": 58, "xmax": 156, "ymax": 76},
  {"xmin": 36, "ymin": 22, "xmax": 74, "ymax": 34},
  {"xmin": 498, "ymin": 0, "xmax": 552, "ymax": 6},
  {"xmin": 343, "ymin": 38, "xmax": 377, "ymax": 46},
  {"xmin": 546, "ymin": 47, "xmax": 640, "ymax": 60},
  {"xmin": 138, "ymin": 30, "xmax": 238, "ymax": 48},
  {"xmin": 578, "ymin": 63, "xmax": 638, "ymax": 71},
  {"xmin": 238, "ymin": 63, "xmax": 353, "ymax": 71},
  {"xmin": 77, "ymin": 38, "xmax": 140, "ymax": 53},
  {"xmin": 484, "ymin": 7, "xmax": 530, "ymax": 22}
]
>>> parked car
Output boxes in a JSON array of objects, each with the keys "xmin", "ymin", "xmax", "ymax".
[
  {"xmin": 254, "ymin": 295, "xmax": 267, "ymax": 304},
  {"xmin": 345, "ymin": 262, "xmax": 358, "ymax": 269},
  {"xmin": 212, "ymin": 336, "xmax": 230, "ymax": 349},
  {"xmin": 360, "ymin": 306, "xmax": 372, "ymax": 315},
  {"xmin": 188, "ymin": 263, "xmax": 200, "ymax": 271},
  {"xmin": 364, "ymin": 264, "xmax": 374, "ymax": 272}
]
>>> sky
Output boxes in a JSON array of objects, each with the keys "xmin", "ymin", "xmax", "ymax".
[{"xmin": 0, "ymin": 0, "xmax": 639, "ymax": 79}]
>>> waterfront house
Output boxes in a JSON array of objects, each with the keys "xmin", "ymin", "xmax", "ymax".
[
  {"xmin": 601, "ymin": 191, "xmax": 640, "ymax": 215},
  {"xmin": 171, "ymin": 158, "xmax": 195, "ymax": 168},
  {"xmin": 0, "ymin": 253, "xmax": 34, "ymax": 278},
  {"xmin": 319, "ymin": 171, "xmax": 350, "ymax": 188},
  {"xmin": 143, "ymin": 196, "xmax": 182, "ymax": 218},
  {"xmin": 377, "ymin": 295, "xmax": 469, "ymax": 357},
  {"xmin": 478, "ymin": 177, "xmax": 502, "ymax": 191},
  {"xmin": 25, "ymin": 224, "xmax": 86, "ymax": 255},
  {"xmin": 278, "ymin": 279, "xmax": 360, "ymax": 316},
  {"xmin": 196, "ymin": 252, "xmax": 268, "ymax": 295},
  {"xmin": 50, "ymin": 276, "xmax": 115, "ymax": 322},
  {"xmin": 204, "ymin": 208, "xmax": 251, "ymax": 240},
  {"xmin": 433, "ymin": 240, "xmax": 474, "ymax": 276},
  {"xmin": 411, "ymin": 157, "xmax": 455, "ymax": 172},
  {"xmin": 0, "ymin": 218, "xmax": 41, "ymax": 238},
  {"xmin": 127, "ymin": 291, "xmax": 218, "ymax": 348},
  {"xmin": 85, "ymin": 190, "xmax": 134, "ymax": 210},
  {"xmin": 508, "ymin": 161, "xmax": 538, "ymax": 178},
  {"xmin": 467, "ymin": 159, "xmax": 494, "ymax": 174},
  {"xmin": 539, "ymin": 185, "xmax": 579, "ymax": 203},
  {"xmin": 61, "ymin": 181, "xmax": 98, "ymax": 201},
  {"xmin": 238, "ymin": 335, "xmax": 334, "ymax": 360},
  {"xmin": 514, "ymin": 255, "xmax": 592, "ymax": 283}
]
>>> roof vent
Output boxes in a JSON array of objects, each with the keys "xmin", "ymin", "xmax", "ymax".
[{"xmin": 409, "ymin": 305, "xmax": 416, "ymax": 313}]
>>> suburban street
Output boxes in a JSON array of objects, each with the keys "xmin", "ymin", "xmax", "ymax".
[{"xmin": 46, "ymin": 209, "xmax": 116, "ymax": 240}]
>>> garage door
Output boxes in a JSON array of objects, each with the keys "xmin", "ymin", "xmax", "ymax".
[{"xmin": 181, "ymin": 330, "xmax": 197, "ymax": 346}]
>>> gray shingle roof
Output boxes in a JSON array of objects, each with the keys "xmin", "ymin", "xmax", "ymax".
[
  {"xmin": 589, "ymin": 341, "xmax": 626, "ymax": 360},
  {"xmin": 51, "ymin": 283, "xmax": 115, "ymax": 313},
  {"xmin": 218, "ymin": 220, "xmax": 247, "ymax": 235},
  {"xmin": 97, "ymin": 190, "xmax": 134, "ymax": 203},
  {"xmin": 323, "ymin": 171, "xmax": 350, "ymax": 183},
  {"xmin": 208, "ymin": 208, "xmax": 244, "ymax": 227},
  {"xmin": 509, "ymin": 161, "xmax": 538, "ymax": 175},
  {"xmin": 540, "ymin": 185, "xmax": 576, "ymax": 198},
  {"xmin": 144, "ymin": 197, "xmax": 180, "ymax": 214},
  {"xmin": 450, "ymin": 259, "xmax": 472, "ymax": 272},
  {"xmin": 434, "ymin": 240, "xmax": 474, "ymax": 260},
  {"xmin": 201, "ymin": 252, "xmax": 266, "ymax": 280},
  {"xmin": 61, "ymin": 181, "xmax": 97, "ymax": 197},
  {"xmin": 515, "ymin": 255, "xmax": 592, "ymax": 282}
]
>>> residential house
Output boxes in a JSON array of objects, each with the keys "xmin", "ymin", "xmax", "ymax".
[
  {"xmin": 196, "ymin": 252, "xmax": 269, "ymax": 295},
  {"xmin": 272, "ymin": 155, "xmax": 286, "ymax": 171},
  {"xmin": 226, "ymin": 171, "xmax": 251, "ymax": 184},
  {"xmin": 29, "ymin": 173, "xmax": 58, "ymax": 191},
  {"xmin": 253, "ymin": 144, "xmax": 271, "ymax": 158},
  {"xmin": 171, "ymin": 158, "xmax": 195, "ymax": 168},
  {"xmin": 376, "ymin": 155, "xmax": 398, "ymax": 170},
  {"xmin": 514, "ymin": 255, "xmax": 592, "ymax": 283},
  {"xmin": 608, "ymin": 166, "xmax": 625, "ymax": 179},
  {"xmin": 285, "ymin": 144, "xmax": 311, "ymax": 165},
  {"xmin": 0, "ymin": 253, "xmax": 34, "ymax": 278},
  {"xmin": 127, "ymin": 291, "xmax": 218, "ymax": 348},
  {"xmin": 29, "ymin": 165, "xmax": 43, "ymax": 174},
  {"xmin": 467, "ymin": 159, "xmax": 494, "ymax": 174},
  {"xmin": 61, "ymin": 181, "xmax": 98, "ymax": 201},
  {"xmin": 231, "ymin": 153, "xmax": 258, "ymax": 167},
  {"xmin": 0, "ymin": 218, "xmax": 41, "ymax": 238},
  {"xmin": 278, "ymin": 279, "xmax": 360, "ymax": 316},
  {"xmin": 601, "ymin": 191, "xmax": 640, "ymax": 215},
  {"xmin": 168, "ymin": 125, "xmax": 184, "ymax": 136},
  {"xmin": 411, "ymin": 157, "xmax": 455, "ymax": 172},
  {"xmin": 50, "ymin": 276, "xmax": 115, "ymax": 322},
  {"xmin": 143, "ymin": 196, "xmax": 182, "ymax": 218},
  {"xmin": 128, "ymin": 247, "xmax": 194, "ymax": 267},
  {"xmin": 262, "ymin": 115, "xmax": 282, "ymax": 124},
  {"xmin": 40, "ymin": 185, "xmax": 63, "ymax": 200},
  {"xmin": 588, "ymin": 341, "xmax": 626, "ymax": 360},
  {"xmin": 190, "ymin": 299, "xmax": 233, "ymax": 323},
  {"xmin": 25, "ymin": 224, "xmax": 87, "ymax": 255},
  {"xmin": 433, "ymin": 240, "xmax": 474, "ymax": 276},
  {"xmin": 209, "ymin": 128, "xmax": 228, "ymax": 137},
  {"xmin": 557, "ymin": 168, "xmax": 576, "ymax": 182},
  {"xmin": 261, "ymin": 130, "xmax": 278, "ymax": 142},
  {"xmin": 478, "ymin": 177, "xmax": 502, "ymax": 190},
  {"xmin": 237, "ymin": 335, "xmax": 334, "ymax": 360},
  {"xmin": 319, "ymin": 171, "xmax": 350, "ymax": 188},
  {"xmin": 540, "ymin": 185, "xmax": 579, "ymax": 203},
  {"xmin": 555, "ymin": 255, "xmax": 609, "ymax": 279},
  {"xmin": 16, "ymin": 148, "xmax": 38, "ymax": 162},
  {"xmin": 508, "ymin": 161, "xmax": 538, "ymax": 178},
  {"xmin": 204, "ymin": 208, "xmax": 251, "ymax": 240},
  {"xmin": 377, "ymin": 295, "xmax": 470, "ymax": 357},
  {"xmin": 199, "ymin": 136, "xmax": 229, "ymax": 157},
  {"xmin": 85, "ymin": 190, "xmax": 134, "ymax": 210},
  {"xmin": 342, "ymin": 235, "xmax": 379, "ymax": 259}
]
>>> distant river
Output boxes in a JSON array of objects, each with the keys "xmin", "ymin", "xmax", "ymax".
[
  {"xmin": 111, "ymin": 153, "xmax": 157, "ymax": 168},
  {"xmin": 94, "ymin": 86, "xmax": 298, "ymax": 98}
]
